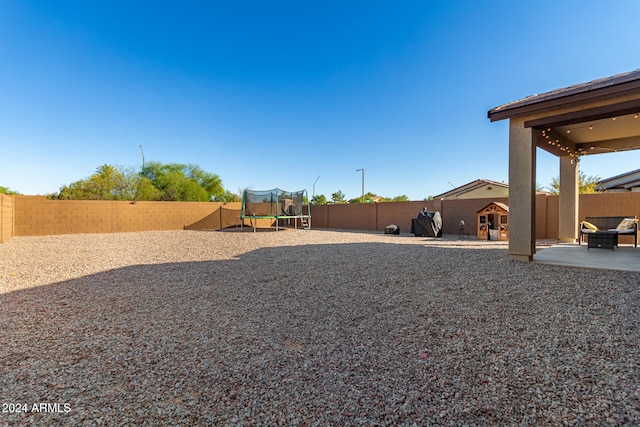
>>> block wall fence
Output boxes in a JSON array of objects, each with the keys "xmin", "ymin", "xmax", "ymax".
[
  {"xmin": 310, "ymin": 193, "xmax": 640, "ymax": 244},
  {"xmin": 1, "ymin": 193, "xmax": 640, "ymax": 243},
  {"xmin": 7, "ymin": 196, "xmax": 243, "ymax": 238},
  {"xmin": 307, "ymin": 198, "xmax": 507, "ymax": 237},
  {"xmin": 0, "ymin": 194, "xmax": 14, "ymax": 243}
]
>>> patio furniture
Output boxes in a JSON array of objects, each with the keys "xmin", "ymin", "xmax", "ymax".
[
  {"xmin": 579, "ymin": 216, "xmax": 638, "ymax": 247},
  {"xmin": 587, "ymin": 230, "xmax": 618, "ymax": 250}
]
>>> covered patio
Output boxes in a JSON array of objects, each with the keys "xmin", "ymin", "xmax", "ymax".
[
  {"xmin": 488, "ymin": 69, "xmax": 640, "ymax": 262},
  {"xmin": 534, "ymin": 242, "xmax": 640, "ymax": 272}
]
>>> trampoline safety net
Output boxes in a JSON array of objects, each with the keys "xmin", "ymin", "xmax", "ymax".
[{"xmin": 242, "ymin": 188, "xmax": 307, "ymax": 218}]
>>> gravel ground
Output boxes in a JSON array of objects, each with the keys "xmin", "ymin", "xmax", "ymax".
[{"xmin": 1, "ymin": 229, "xmax": 639, "ymax": 426}]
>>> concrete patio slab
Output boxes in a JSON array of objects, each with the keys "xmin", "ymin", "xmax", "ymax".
[{"xmin": 533, "ymin": 243, "xmax": 640, "ymax": 272}]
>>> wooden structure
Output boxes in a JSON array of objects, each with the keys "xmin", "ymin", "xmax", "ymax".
[{"xmin": 477, "ymin": 202, "xmax": 509, "ymax": 241}]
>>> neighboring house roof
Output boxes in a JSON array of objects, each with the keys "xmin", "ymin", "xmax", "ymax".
[
  {"xmin": 434, "ymin": 179, "xmax": 508, "ymax": 199},
  {"xmin": 595, "ymin": 169, "xmax": 640, "ymax": 191},
  {"xmin": 488, "ymin": 69, "xmax": 640, "ymax": 121}
]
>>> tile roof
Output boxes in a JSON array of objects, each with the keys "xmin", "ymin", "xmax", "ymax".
[
  {"xmin": 489, "ymin": 69, "xmax": 640, "ymax": 116},
  {"xmin": 595, "ymin": 168, "xmax": 640, "ymax": 191}
]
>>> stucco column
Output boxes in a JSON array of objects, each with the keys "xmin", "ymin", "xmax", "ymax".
[
  {"xmin": 508, "ymin": 118, "xmax": 536, "ymax": 261},
  {"xmin": 558, "ymin": 156, "xmax": 579, "ymax": 243}
]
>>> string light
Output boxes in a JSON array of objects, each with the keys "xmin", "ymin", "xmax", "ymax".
[
  {"xmin": 549, "ymin": 113, "xmax": 636, "ymax": 134},
  {"xmin": 538, "ymin": 130, "xmax": 582, "ymax": 156},
  {"xmin": 538, "ymin": 121, "xmax": 640, "ymax": 158},
  {"xmin": 538, "ymin": 112, "xmax": 640, "ymax": 157}
]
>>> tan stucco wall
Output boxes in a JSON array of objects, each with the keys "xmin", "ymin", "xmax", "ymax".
[
  {"xmin": 508, "ymin": 119, "xmax": 537, "ymax": 260},
  {"xmin": 558, "ymin": 156, "xmax": 579, "ymax": 242}
]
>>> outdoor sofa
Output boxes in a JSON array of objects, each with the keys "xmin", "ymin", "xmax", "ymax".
[{"xmin": 579, "ymin": 216, "xmax": 638, "ymax": 247}]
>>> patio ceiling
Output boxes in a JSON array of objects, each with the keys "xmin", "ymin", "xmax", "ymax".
[
  {"xmin": 530, "ymin": 106, "xmax": 640, "ymax": 157},
  {"xmin": 489, "ymin": 69, "xmax": 640, "ymax": 158}
]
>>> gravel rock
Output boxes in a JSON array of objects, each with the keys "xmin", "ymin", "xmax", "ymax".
[{"xmin": 1, "ymin": 229, "xmax": 639, "ymax": 426}]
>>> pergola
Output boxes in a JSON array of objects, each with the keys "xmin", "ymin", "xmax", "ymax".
[{"xmin": 488, "ymin": 69, "xmax": 640, "ymax": 261}]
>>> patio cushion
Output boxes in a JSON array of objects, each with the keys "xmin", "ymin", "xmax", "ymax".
[
  {"xmin": 616, "ymin": 229, "xmax": 636, "ymax": 235},
  {"xmin": 615, "ymin": 218, "xmax": 637, "ymax": 231},
  {"xmin": 581, "ymin": 221, "xmax": 598, "ymax": 231}
]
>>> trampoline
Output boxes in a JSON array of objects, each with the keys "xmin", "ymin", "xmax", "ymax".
[{"xmin": 240, "ymin": 188, "xmax": 311, "ymax": 232}]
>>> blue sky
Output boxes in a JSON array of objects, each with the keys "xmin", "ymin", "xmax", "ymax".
[{"xmin": 2, "ymin": 1, "xmax": 639, "ymax": 200}]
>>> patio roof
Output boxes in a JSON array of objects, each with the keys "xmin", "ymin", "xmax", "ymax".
[
  {"xmin": 488, "ymin": 69, "xmax": 640, "ymax": 121},
  {"xmin": 488, "ymin": 68, "xmax": 640, "ymax": 262},
  {"xmin": 488, "ymin": 69, "xmax": 640, "ymax": 158}
]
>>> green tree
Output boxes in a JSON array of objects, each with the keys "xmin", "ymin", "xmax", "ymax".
[
  {"xmin": 216, "ymin": 189, "xmax": 240, "ymax": 202},
  {"xmin": 56, "ymin": 179, "xmax": 93, "ymax": 200},
  {"xmin": 331, "ymin": 190, "xmax": 347, "ymax": 204},
  {"xmin": 91, "ymin": 164, "xmax": 136, "ymax": 200},
  {"xmin": 0, "ymin": 186, "xmax": 20, "ymax": 195},
  {"xmin": 93, "ymin": 164, "xmax": 119, "ymax": 199},
  {"xmin": 135, "ymin": 176, "xmax": 162, "ymax": 201},
  {"xmin": 55, "ymin": 165, "xmax": 134, "ymax": 200},
  {"xmin": 140, "ymin": 162, "xmax": 224, "ymax": 201},
  {"xmin": 548, "ymin": 171, "xmax": 601, "ymax": 195},
  {"xmin": 52, "ymin": 162, "xmax": 226, "ymax": 201},
  {"xmin": 311, "ymin": 194, "xmax": 327, "ymax": 205},
  {"xmin": 349, "ymin": 192, "xmax": 384, "ymax": 203},
  {"xmin": 391, "ymin": 195, "xmax": 409, "ymax": 202}
]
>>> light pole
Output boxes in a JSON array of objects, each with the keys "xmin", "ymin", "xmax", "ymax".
[
  {"xmin": 356, "ymin": 169, "xmax": 364, "ymax": 203},
  {"xmin": 313, "ymin": 175, "xmax": 320, "ymax": 200},
  {"xmin": 140, "ymin": 145, "xmax": 145, "ymax": 169}
]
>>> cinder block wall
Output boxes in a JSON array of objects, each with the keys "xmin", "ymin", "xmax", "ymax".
[
  {"xmin": 13, "ymin": 196, "xmax": 242, "ymax": 237},
  {"xmin": 311, "ymin": 193, "xmax": 640, "ymax": 241},
  {"xmin": 374, "ymin": 201, "xmax": 433, "ymax": 233},
  {"xmin": 435, "ymin": 197, "xmax": 510, "ymax": 236},
  {"xmin": 310, "ymin": 201, "xmax": 434, "ymax": 233},
  {"xmin": 4, "ymin": 193, "xmax": 640, "ymax": 243},
  {"xmin": 327, "ymin": 203, "xmax": 376, "ymax": 230},
  {"xmin": 311, "ymin": 198, "xmax": 507, "ymax": 236},
  {"xmin": 579, "ymin": 192, "xmax": 640, "ymax": 217},
  {"xmin": 542, "ymin": 195, "xmax": 559, "ymax": 240},
  {"xmin": 0, "ymin": 194, "xmax": 14, "ymax": 243},
  {"xmin": 579, "ymin": 192, "xmax": 640, "ymax": 244}
]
